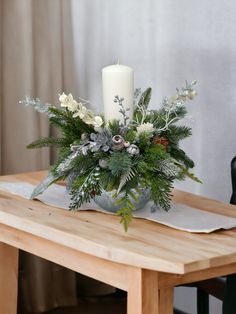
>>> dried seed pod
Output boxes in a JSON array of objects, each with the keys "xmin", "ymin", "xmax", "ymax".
[
  {"xmin": 112, "ymin": 135, "xmax": 124, "ymax": 144},
  {"xmin": 152, "ymin": 136, "xmax": 169, "ymax": 149},
  {"xmin": 127, "ymin": 144, "xmax": 140, "ymax": 155},
  {"xmin": 112, "ymin": 135, "xmax": 124, "ymax": 150},
  {"xmin": 124, "ymin": 141, "xmax": 130, "ymax": 148}
]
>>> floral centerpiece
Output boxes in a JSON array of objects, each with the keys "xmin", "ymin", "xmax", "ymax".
[{"xmin": 21, "ymin": 80, "xmax": 200, "ymax": 230}]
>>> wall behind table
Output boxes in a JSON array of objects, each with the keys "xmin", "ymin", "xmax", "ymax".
[{"xmin": 71, "ymin": 1, "xmax": 236, "ymax": 312}]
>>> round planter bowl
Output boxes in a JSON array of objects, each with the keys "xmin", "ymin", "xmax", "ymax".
[{"xmin": 93, "ymin": 189, "xmax": 150, "ymax": 213}]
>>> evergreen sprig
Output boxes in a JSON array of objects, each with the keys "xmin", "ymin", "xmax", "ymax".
[
  {"xmin": 108, "ymin": 151, "xmax": 132, "ymax": 177},
  {"xmin": 163, "ymin": 125, "xmax": 192, "ymax": 144},
  {"xmin": 27, "ymin": 137, "xmax": 69, "ymax": 149},
  {"xmin": 49, "ymin": 107, "xmax": 93, "ymax": 138},
  {"xmin": 116, "ymin": 192, "xmax": 135, "ymax": 232},
  {"xmin": 23, "ymin": 81, "xmax": 200, "ymax": 231},
  {"xmin": 69, "ymin": 167, "xmax": 101, "ymax": 209},
  {"xmin": 149, "ymin": 174, "xmax": 173, "ymax": 211}
]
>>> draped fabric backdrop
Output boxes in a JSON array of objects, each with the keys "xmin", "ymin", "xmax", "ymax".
[
  {"xmin": 71, "ymin": 0, "xmax": 236, "ymax": 313},
  {"xmin": 0, "ymin": 1, "xmax": 79, "ymax": 313},
  {"xmin": 1, "ymin": 0, "xmax": 236, "ymax": 313},
  {"xmin": 0, "ymin": 0, "xmax": 76, "ymax": 174}
]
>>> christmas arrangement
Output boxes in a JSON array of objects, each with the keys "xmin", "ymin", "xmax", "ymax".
[{"xmin": 21, "ymin": 63, "xmax": 200, "ymax": 230}]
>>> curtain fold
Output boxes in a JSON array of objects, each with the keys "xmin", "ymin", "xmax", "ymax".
[
  {"xmin": 0, "ymin": 1, "xmax": 115, "ymax": 313},
  {"xmin": 0, "ymin": 1, "xmax": 79, "ymax": 313}
]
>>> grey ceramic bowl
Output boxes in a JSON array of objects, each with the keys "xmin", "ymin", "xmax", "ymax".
[{"xmin": 93, "ymin": 189, "xmax": 150, "ymax": 213}]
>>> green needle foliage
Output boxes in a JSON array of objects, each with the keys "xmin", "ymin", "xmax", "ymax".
[
  {"xmin": 22, "ymin": 80, "xmax": 200, "ymax": 231},
  {"xmin": 27, "ymin": 137, "xmax": 70, "ymax": 149}
]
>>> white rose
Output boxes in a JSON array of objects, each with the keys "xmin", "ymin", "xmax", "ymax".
[{"xmin": 136, "ymin": 122, "xmax": 155, "ymax": 135}]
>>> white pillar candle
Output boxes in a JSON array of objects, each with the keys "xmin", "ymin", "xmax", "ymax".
[{"xmin": 102, "ymin": 63, "xmax": 134, "ymax": 123}]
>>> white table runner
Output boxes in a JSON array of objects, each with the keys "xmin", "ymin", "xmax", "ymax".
[{"xmin": 0, "ymin": 181, "xmax": 236, "ymax": 233}]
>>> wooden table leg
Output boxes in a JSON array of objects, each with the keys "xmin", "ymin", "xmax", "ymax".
[
  {"xmin": 159, "ymin": 287, "xmax": 174, "ymax": 314},
  {"xmin": 127, "ymin": 268, "xmax": 162, "ymax": 314},
  {"xmin": 0, "ymin": 243, "xmax": 19, "ymax": 314}
]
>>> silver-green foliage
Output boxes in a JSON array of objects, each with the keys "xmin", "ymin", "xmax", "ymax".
[{"xmin": 24, "ymin": 81, "xmax": 200, "ymax": 231}]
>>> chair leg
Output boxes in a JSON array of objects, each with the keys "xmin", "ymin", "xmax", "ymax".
[
  {"xmin": 197, "ymin": 288, "xmax": 209, "ymax": 314},
  {"xmin": 174, "ymin": 309, "xmax": 189, "ymax": 314},
  {"xmin": 223, "ymin": 274, "xmax": 236, "ymax": 314}
]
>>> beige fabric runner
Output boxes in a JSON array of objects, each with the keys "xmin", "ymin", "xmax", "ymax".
[{"xmin": 1, "ymin": 181, "xmax": 236, "ymax": 233}]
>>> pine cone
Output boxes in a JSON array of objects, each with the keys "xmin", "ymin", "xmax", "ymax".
[{"xmin": 152, "ymin": 136, "xmax": 169, "ymax": 149}]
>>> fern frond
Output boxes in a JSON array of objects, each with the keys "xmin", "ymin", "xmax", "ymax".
[
  {"xmin": 117, "ymin": 168, "xmax": 136, "ymax": 193},
  {"xmin": 116, "ymin": 193, "xmax": 135, "ymax": 231}
]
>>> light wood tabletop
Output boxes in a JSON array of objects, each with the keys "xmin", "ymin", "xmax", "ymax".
[{"xmin": 1, "ymin": 171, "xmax": 236, "ymax": 314}]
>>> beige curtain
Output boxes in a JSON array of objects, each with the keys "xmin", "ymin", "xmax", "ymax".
[
  {"xmin": 0, "ymin": 0, "xmax": 77, "ymax": 174},
  {"xmin": 0, "ymin": 0, "xmax": 78, "ymax": 313},
  {"xmin": 0, "ymin": 1, "xmax": 115, "ymax": 313}
]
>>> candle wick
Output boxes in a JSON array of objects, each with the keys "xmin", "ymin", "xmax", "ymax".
[{"xmin": 117, "ymin": 58, "xmax": 120, "ymax": 65}]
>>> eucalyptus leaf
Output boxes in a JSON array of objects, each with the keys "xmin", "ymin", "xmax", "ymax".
[{"xmin": 30, "ymin": 172, "xmax": 62, "ymax": 199}]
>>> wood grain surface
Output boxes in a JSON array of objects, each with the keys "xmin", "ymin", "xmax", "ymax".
[{"xmin": 0, "ymin": 171, "xmax": 236, "ymax": 275}]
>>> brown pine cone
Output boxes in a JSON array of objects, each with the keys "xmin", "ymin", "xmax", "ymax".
[{"xmin": 152, "ymin": 136, "xmax": 169, "ymax": 149}]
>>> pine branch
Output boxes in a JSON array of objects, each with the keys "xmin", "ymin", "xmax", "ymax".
[
  {"xmin": 50, "ymin": 147, "xmax": 71, "ymax": 174},
  {"xmin": 99, "ymin": 170, "xmax": 120, "ymax": 191},
  {"xmin": 163, "ymin": 125, "xmax": 192, "ymax": 144},
  {"xmin": 108, "ymin": 120, "xmax": 121, "ymax": 135},
  {"xmin": 158, "ymin": 158, "xmax": 180, "ymax": 178},
  {"xmin": 177, "ymin": 164, "xmax": 202, "ymax": 183},
  {"xmin": 69, "ymin": 167, "xmax": 101, "ymax": 209},
  {"xmin": 49, "ymin": 107, "xmax": 94, "ymax": 137},
  {"xmin": 169, "ymin": 147, "xmax": 194, "ymax": 169},
  {"xmin": 149, "ymin": 174, "xmax": 173, "ymax": 211},
  {"xmin": 27, "ymin": 137, "xmax": 70, "ymax": 149},
  {"xmin": 108, "ymin": 152, "xmax": 132, "ymax": 177},
  {"xmin": 144, "ymin": 145, "xmax": 170, "ymax": 166}
]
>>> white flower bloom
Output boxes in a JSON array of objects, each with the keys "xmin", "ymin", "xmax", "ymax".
[
  {"xmin": 66, "ymin": 97, "xmax": 103, "ymax": 131},
  {"xmin": 93, "ymin": 116, "xmax": 103, "ymax": 128},
  {"xmin": 59, "ymin": 92, "xmax": 67, "ymax": 103},
  {"xmin": 136, "ymin": 122, "xmax": 155, "ymax": 135},
  {"xmin": 83, "ymin": 116, "xmax": 94, "ymax": 125},
  {"xmin": 59, "ymin": 93, "xmax": 79, "ymax": 112},
  {"xmin": 73, "ymin": 104, "xmax": 88, "ymax": 119}
]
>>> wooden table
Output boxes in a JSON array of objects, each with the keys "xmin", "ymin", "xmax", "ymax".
[{"xmin": 1, "ymin": 171, "xmax": 236, "ymax": 314}]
